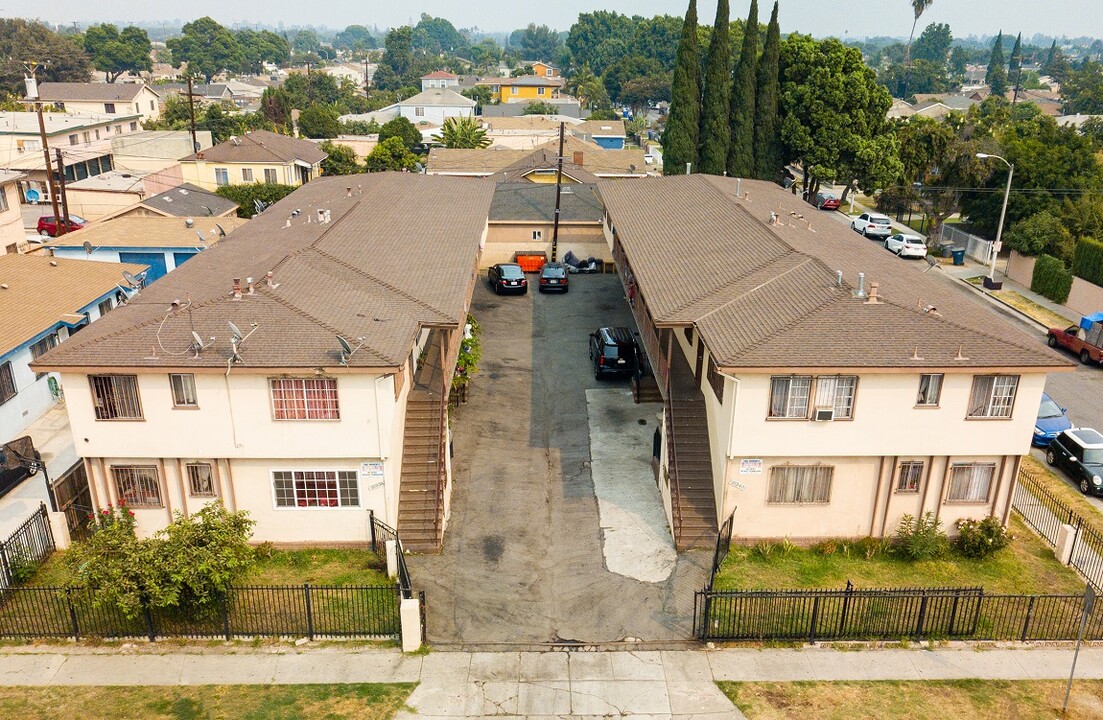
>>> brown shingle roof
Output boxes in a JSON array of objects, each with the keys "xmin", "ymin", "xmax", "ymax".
[
  {"xmin": 429, "ymin": 136, "xmax": 646, "ymax": 177},
  {"xmin": 34, "ymin": 174, "xmax": 496, "ymax": 371},
  {"xmin": 0, "ymin": 255, "xmax": 146, "ymax": 354},
  {"xmin": 45, "ymin": 217, "xmax": 249, "ymax": 250},
  {"xmin": 37, "ymin": 82, "xmax": 156, "ymax": 103},
  {"xmin": 182, "ymin": 129, "xmax": 327, "ymax": 165},
  {"xmin": 597, "ymin": 175, "xmax": 1071, "ymax": 371}
]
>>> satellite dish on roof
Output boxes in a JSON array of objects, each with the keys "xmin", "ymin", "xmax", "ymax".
[
  {"xmin": 337, "ymin": 335, "xmax": 366, "ymax": 366},
  {"xmin": 227, "ymin": 320, "xmax": 244, "ymax": 342},
  {"xmin": 215, "ymin": 223, "xmax": 227, "ymax": 237},
  {"xmin": 82, "ymin": 240, "xmax": 93, "ymax": 254},
  {"xmin": 122, "ymin": 270, "xmax": 144, "ymax": 289},
  {"xmin": 337, "ymin": 336, "xmax": 353, "ymax": 356}
]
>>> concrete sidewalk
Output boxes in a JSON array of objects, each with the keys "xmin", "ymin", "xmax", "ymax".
[{"xmin": 3, "ymin": 646, "xmax": 1103, "ymax": 718}]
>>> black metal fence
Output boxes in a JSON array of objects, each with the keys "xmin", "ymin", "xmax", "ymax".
[
  {"xmin": 368, "ymin": 510, "xmax": 413, "ymax": 599},
  {"xmin": 1013, "ymin": 467, "xmax": 1103, "ymax": 591},
  {"xmin": 707, "ymin": 512, "xmax": 735, "ymax": 591},
  {"xmin": 0, "ymin": 583, "xmax": 402, "ymax": 640},
  {"xmin": 0, "ymin": 504, "xmax": 55, "ymax": 590},
  {"xmin": 694, "ymin": 584, "xmax": 1100, "ymax": 642}
]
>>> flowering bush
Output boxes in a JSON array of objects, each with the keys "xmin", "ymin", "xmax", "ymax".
[
  {"xmin": 893, "ymin": 512, "xmax": 950, "ymax": 561},
  {"xmin": 954, "ymin": 516, "xmax": 1014, "ymax": 559}
]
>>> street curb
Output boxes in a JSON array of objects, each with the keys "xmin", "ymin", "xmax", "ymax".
[{"xmin": 951, "ymin": 274, "xmax": 1050, "ymax": 334}]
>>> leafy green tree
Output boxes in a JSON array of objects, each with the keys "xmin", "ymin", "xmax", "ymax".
[
  {"xmin": 880, "ymin": 58, "xmax": 951, "ymax": 98},
  {"xmin": 753, "ymin": 1, "xmax": 782, "ymax": 180},
  {"xmin": 697, "ymin": 0, "xmax": 731, "ymax": 175},
  {"xmin": 522, "ymin": 101, "xmax": 557, "ymax": 114},
  {"xmin": 341, "ymin": 118, "xmax": 381, "ymax": 135},
  {"xmin": 413, "ymin": 14, "xmax": 468, "ymax": 54},
  {"xmin": 292, "ymin": 30, "xmax": 321, "ymax": 55},
  {"xmin": 156, "ymin": 503, "xmax": 255, "ymax": 611},
  {"xmin": 260, "ymin": 86, "xmax": 293, "ymax": 130},
  {"xmin": 167, "ymin": 17, "xmax": 243, "ymax": 82},
  {"xmin": 912, "ymin": 22, "xmax": 952, "ymax": 64},
  {"xmin": 587, "ymin": 108, "xmax": 619, "ymax": 120},
  {"xmin": 602, "ymin": 56, "xmax": 663, "ymax": 103},
  {"xmin": 83, "ymin": 24, "xmax": 152, "ymax": 82},
  {"xmin": 217, "ymin": 183, "xmax": 298, "ymax": 217},
  {"xmin": 1004, "ymin": 209, "xmax": 1074, "ymax": 261},
  {"xmin": 567, "ymin": 11, "xmax": 635, "ymax": 71},
  {"xmin": 631, "ymin": 15, "xmax": 683, "ymax": 72},
  {"xmin": 1061, "ymin": 61, "xmax": 1103, "ymax": 114},
  {"xmin": 379, "ymin": 116, "xmax": 422, "ymax": 149},
  {"xmin": 334, "ymin": 25, "xmax": 376, "ymax": 51},
  {"xmin": 365, "ymin": 135, "xmax": 418, "ymax": 172},
  {"xmin": 949, "ymin": 46, "xmax": 969, "ymax": 79},
  {"xmin": 985, "ymin": 31, "xmax": 1008, "ymax": 96},
  {"xmin": 297, "ymin": 103, "xmax": 340, "ymax": 138},
  {"xmin": 662, "ymin": 0, "xmax": 702, "ymax": 176},
  {"xmin": 518, "ymin": 24, "xmax": 562, "ymax": 61},
  {"xmin": 0, "ymin": 19, "xmax": 91, "ymax": 95},
  {"xmin": 432, "ymin": 116, "xmax": 491, "ymax": 148},
  {"xmin": 283, "ymin": 72, "xmax": 341, "ymax": 106},
  {"xmin": 903, "ymin": 0, "xmax": 934, "ymax": 97},
  {"xmin": 470, "ymin": 39, "xmax": 502, "ymax": 67},
  {"xmin": 727, "ymin": 0, "xmax": 758, "ymax": 178},
  {"xmin": 374, "ymin": 27, "xmax": 415, "ymax": 91},
  {"xmin": 236, "ymin": 29, "xmax": 290, "ymax": 72},
  {"xmin": 461, "ymin": 84, "xmax": 495, "ymax": 109},
  {"xmin": 1081, "ymin": 117, "xmax": 1103, "ymax": 148},
  {"xmin": 619, "ymin": 75, "xmax": 671, "ymax": 116},
  {"xmin": 320, "ymin": 140, "xmax": 362, "ymax": 175}
]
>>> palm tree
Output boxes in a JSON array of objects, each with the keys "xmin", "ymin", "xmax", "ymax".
[
  {"xmin": 903, "ymin": 0, "xmax": 934, "ymax": 98},
  {"xmin": 432, "ymin": 116, "xmax": 491, "ymax": 149}
]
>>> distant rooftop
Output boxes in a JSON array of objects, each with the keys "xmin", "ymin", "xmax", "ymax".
[
  {"xmin": 37, "ymin": 82, "xmax": 158, "ymax": 103},
  {"xmin": 0, "ymin": 111, "xmax": 141, "ymax": 136}
]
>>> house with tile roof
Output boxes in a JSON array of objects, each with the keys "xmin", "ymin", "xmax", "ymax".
[
  {"xmin": 178, "ymin": 130, "xmax": 327, "ymax": 190},
  {"xmin": 480, "ymin": 75, "xmax": 565, "ymax": 104},
  {"xmin": 97, "ymin": 183, "xmax": 239, "ymax": 222},
  {"xmin": 427, "ymin": 135, "xmax": 649, "ymax": 179},
  {"xmin": 34, "ymin": 173, "xmax": 497, "ymax": 552},
  {"xmin": 37, "ymin": 82, "xmax": 162, "ymax": 122},
  {"xmin": 421, "ymin": 71, "xmax": 460, "ymax": 91},
  {"xmin": 484, "ymin": 182, "xmax": 607, "ymax": 266},
  {"xmin": 598, "ymin": 175, "xmax": 1072, "ymax": 550}
]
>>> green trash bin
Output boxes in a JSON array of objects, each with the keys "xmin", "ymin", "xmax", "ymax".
[{"xmin": 951, "ymin": 248, "xmax": 966, "ymax": 266}]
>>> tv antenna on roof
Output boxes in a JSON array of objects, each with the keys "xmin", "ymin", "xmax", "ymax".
[
  {"xmin": 227, "ymin": 321, "xmax": 259, "ymax": 364},
  {"xmin": 337, "ymin": 335, "xmax": 366, "ymax": 366}
]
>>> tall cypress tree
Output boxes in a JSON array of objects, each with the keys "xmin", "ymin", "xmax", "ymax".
[
  {"xmin": 1044, "ymin": 39, "xmax": 1058, "ymax": 75},
  {"xmin": 753, "ymin": 1, "xmax": 782, "ymax": 181},
  {"xmin": 1008, "ymin": 32, "xmax": 1023, "ymax": 99},
  {"xmin": 986, "ymin": 31, "xmax": 1008, "ymax": 97},
  {"xmin": 662, "ymin": 0, "xmax": 701, "ymax": 176},
  {"xmin": 727, "ymin": 0, "xmax": 758, "ymax": 178},
  {"xmin": 698, "ymin": 0, "xmax": 731, "ymax": 175}
]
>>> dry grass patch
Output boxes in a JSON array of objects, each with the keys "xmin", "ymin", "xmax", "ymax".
[
  {"xmin": 991, "ymin": 289, "xmax": 1075, "ymax": 328},
  {"xmin": 1022, "ymin": 455, "xmax": 1103, "ymax": 537},
  {"xmin": 0, "ymin": 683, "xmax": 415, "ymax": 720},
  {"xmin": 718, "ymin": 679, "xmax": 1103, "ymax": 720}
]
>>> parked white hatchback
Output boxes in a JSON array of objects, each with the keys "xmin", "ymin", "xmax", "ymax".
[
  {"xmin": 851, "ymin": 212, "xmax": 893, "ymax": 238},
  {"xmin": 884, "ymin": 232, "xmax": 928, "ymax": 258}
]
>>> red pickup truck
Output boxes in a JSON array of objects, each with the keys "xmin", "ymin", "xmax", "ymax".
[{"xmin": 1047, "ymin": 324, "xmax": 1103, "ymax": 365}]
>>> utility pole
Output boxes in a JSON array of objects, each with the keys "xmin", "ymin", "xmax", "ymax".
[
  {"xmin": 550, "ymin": 121, "xmax": 565, "ymax": 262},
  {"xmin": 185, "ymin": 76, "xmax": 199, "ymax": 152},
  {"xmin": 23, "ymin": 64, "xmax": 63, "ymax": 233},
  {"xmin": 54, "ymin": 148, "xmax": 71, "ymax": 233}
]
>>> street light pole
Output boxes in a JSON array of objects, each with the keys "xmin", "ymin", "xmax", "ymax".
[{"xmin": 976, "ymin": 153, "xmax": 1014, "ymax": 290}]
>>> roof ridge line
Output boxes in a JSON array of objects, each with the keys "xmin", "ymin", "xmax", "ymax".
[
  {"xmin": 693, "ymin": 257, "xmax": 819, "ymax": 324},
  {"xmin": 312, "ymin": 247, "xmax": 454, "ymax": 323},
  {"xmin": 725, "ymin": 292, "xmax": 849, "ymax": 362},
  {"xmin": 268, "ymin": 198, "xmax": 362, "ymax": 275},
  {"xmin": 663, "ymin": 250, "xmax": 802, "ymax": 318}
]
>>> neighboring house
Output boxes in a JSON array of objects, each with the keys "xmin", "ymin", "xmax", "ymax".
[
  {"xmin": 0, "ymin": 254, "xmax": 144, "ymax": 539},
  {"xmin": 321, "ymin": 63, "xmax": 369, "ymax": 89},
  {"xmin": 34, "ymin": 174, "xmax": 497, "ymax": 552},
  {"xmin": 573, "ymin": 120, "xmax": 627, "ymax": 150},
  {"xmin": 111, "ymin": 131, "xmax": 214, "ymax": 174},
  {"xmin": 157, "ymin": 83, "xmax": 234, "ymax": 105},
  {"xmin": 179, "ymin": 130, "xmax": 327, "ymax": 190},
  {"xmin": 480, "ymin": 101, "xmax": 582, "ymax": 119},
  {"xmin": 484, "ymin": 182, "xmax": 607, "ymax": 266},
  {"xmin": 97, "ymin": 183, "xmax": 239, "ymax": 222},
  {"xmin": 1058, "ymin": 114, "xmax": 1103, "ymax": 130},
  {"xmin": 421, "ymin": 71, "xmax": 460, "ymax": 91},
  {"xmin": 598, "ymin": 175, "xmax": 1072, "ymax": 550},
  {"xmin": 0, "ymin": 111, "xmax": 141, "ymax": 204},
  {"xmin": 37, "ymin": 82, "xmax": 162, "ymax": 122},
  {"xmin": 481, "ymin": 75, "xmax": 565, "ymax": 104},
  {"xmin": 0, "ymin": 171, "xmax": 25, "ymax": 254},
  {"xmin": 887, "ymin": 99, "xmax": 916, "ymax": 119},
  {"xmin": 530, "ymin": 62, "xmax": 559, "ymax": 78},
  {"xmin": 45, "ymin": 216, "xmax": 248, "ymax": 283},
  {"xmin": 64, "ymin": 170, "xmax": 146, "ymax": 221},
  {"xmin": 395, "ymin": 88, "xmax": 476, "ymax": 126},
  {"xmin": 427, "ymin": 135, "xmax": 649, "ymax": 179},
  {"xmin": 482, "ymin": 115, "xmax": 567, "ymax": 149}
]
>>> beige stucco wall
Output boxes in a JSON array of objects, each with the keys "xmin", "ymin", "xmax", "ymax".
[
  {"xmin": 482, "ymin": 222, "xmax": 609, "ymax": 267},
  {"xmin": 60, "ymin": 88, "xmax": 160, "ymax": 122},
  {"xmin": 0, "ymin": 181, "xmax": 23, "ymax": 253},
  {"xmin": 1007, "ymin": 249, "xmax": 1103, "ymax": 319},
  {"xmin": 65, "ymin": 189, "xmax": 143, "ymax": 221}
]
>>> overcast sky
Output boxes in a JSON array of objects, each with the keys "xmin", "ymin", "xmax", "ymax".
[{"xmin": 31, "ymin": 0, "xmax": 1103, "ymax": 39}]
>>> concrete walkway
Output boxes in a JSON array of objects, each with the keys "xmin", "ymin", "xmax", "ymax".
[{"xmin": 4, "ymin": 646, "xmax": 1103, "ymax": 718}]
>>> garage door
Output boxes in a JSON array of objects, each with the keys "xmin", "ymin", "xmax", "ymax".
[{"xmin": 118, "ymin": 252, "xmax": 167, "ymax": 284}]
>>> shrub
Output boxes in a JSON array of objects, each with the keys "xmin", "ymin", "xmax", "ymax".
[
  {"xmin": 1072, "ymin": 237, "xmax": 1103, "ymax": 287},
  {"xmin": 853, "ymin": 536, "xmax": 887, "ymax": 560},
  {"xmin": 1030, "ymin": 253, "xmax": 1074, "ymax": 304},
  {"xmin": 954, "ymin": 516, "xmax": 1014, "ymax": 559},
  {"xmin": 215, "ymin": 183, "xmax": 298, "ymax": 218},
  {"xmin": 1004, "ymin": 210, "xmax": 1073, "ymax": 260},
  {"xmin": 813, "ymin": 539, "xmax": 838, "ymax": 556},
  {"xmin": 893, "ymin": 512, "xmax": 949, "ymax": 561}
]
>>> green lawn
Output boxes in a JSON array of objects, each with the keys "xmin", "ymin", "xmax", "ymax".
[
  {"xmin": 0, "ymin": 684, "xmax": 415, "ymax": 720},
  {"xmin": 1021, "ymin": 455, "xmax": 1103, "ymax": 538},
  {"xmin": 719, "ymin": 679, "xmax": 1103, "ymax": 720},
  {"xmin": 713, "ymin": 516, "xmax": 1083, "ymax": 595}
]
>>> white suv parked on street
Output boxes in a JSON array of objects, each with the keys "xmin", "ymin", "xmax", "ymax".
[
  {"xmin": 884, "ymin": 233, "xmax": 928, "ymax": 258},
  {"xmin": 851, "ymin": 213, "xmax": 893, "ymax": 238}
]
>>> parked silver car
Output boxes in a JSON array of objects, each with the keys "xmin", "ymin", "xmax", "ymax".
[
  {"xmin": 851, "ymin": 212, "xmax": 893, "ymax": 238},
  {"xmin": 884, "ymin": 233, "xmax": 928, "ymax": 258}
]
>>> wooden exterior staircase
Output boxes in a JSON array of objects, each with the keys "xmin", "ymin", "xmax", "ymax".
[{"xmin": 665, "ymin": 349, "xmax": 718, "ymax": 551}]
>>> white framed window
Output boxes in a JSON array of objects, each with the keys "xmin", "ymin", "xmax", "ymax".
[
  {"xmin": 545, "ymin": 68, "xmax": 553, "ymax": 77},
  {"xmin": 264, "ymin": 168, "xmax": 278, "ymax": 183},
  {"xmin": 769, "ymin": 376, "xmax": 812, "ymax": 418},
  {"xmin": 916, "ymin": 373, "xmax": 943, "ymax": 406},
  {"xmin": 415, "ymin": 107, "xmax": 425, "ymax": 116},
  {"xmin": 170, "ymin": 373, "xmax": 198, "ymax": 407},
  {"xmin": 29, "ymin": 333, "xmax": 58, "ymax": 380},
  {"xmin": 813, "ymin": 375, "xmax": 858, "ymax": 419},
  {"xmin": 538, "ymin": 87, "xmax": 546, "ymax": 96},
  {"xmin": 0, "ymin": 361, "xmax": 15, "ymax": 405},
  {"xmin": 270, "ymin": 377, "xmax": 340, "ymax": 420},
  {"xmin": 69, "ymin": 134, "xmax": 78, "ymax": 146},
  {"xmin": 767, "ymin": 465, "xmax": 833, "ymax": 504},
  {"xmin": 115, "ymin": 125, "xmax": 122, "ymax": 134},
  {"xmin": 89, "ymin": 374, "xmax": 143, "ymax": 420},
  {"xmin": 532, "ymin": 230, "xmax": 542, "ymax": 240},
  {"xmin": 946, "ymin": 463, "xmax": 996, "ymax": 503},
  {"xmin": 129, "ymin": 121, "xmax": 137, "ymax": 131},
  {"xmin": 214, "ymin": 168, "xmax": 230, "ymax": 186},
  {"xmin": 112, "ymin": 465, "xmax": 162, "ymax": 507},
  {"xmin": 186, "ymin": 462, "xmax": 216, "ymax": 497},
  {"xmin": 511, "ymin": 86, "xmax": 518, "ymax": 95},
  {"xmin": 241, "ymin": 168, "xmax": 254, "ymax": 182},
  {"xmin": 967, "ymin": 375, "xmax": 1019, "ymax": 419},
  {"xmin": 272, "ymin": 470, "xmax": 359, "ymax": 508},
  {"xmin": 896, "ymin": 461, "xmax": 924, "ymax": 493}
]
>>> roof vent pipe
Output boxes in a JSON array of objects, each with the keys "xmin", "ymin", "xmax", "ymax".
[
  {"xmin": 854, "ymin": 272, "xmax": 867, "ymax": 298},
  {"xmin": 185, "ymin": 218, "xmax": 194, "ymax": 228},
  {"xmin": 836, "ymin": 270, "xmax": 843, "ymax": 288},
  {"xmin": 736, "ymin": 178, "xmax": 741, "ymax": 196},
  {"xmin": 231, "ymin": 277, "xmax": 242, "ymax": 300}
]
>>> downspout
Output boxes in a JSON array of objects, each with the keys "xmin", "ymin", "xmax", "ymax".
[{"xmin": 374, "ymin": 374, "xmax": 391, "ymax": 525}]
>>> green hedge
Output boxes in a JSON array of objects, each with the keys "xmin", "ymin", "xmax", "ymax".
[
  {"xmin": 215, "ymin": 183, "xmax": 298, "ymax": 218},
  {"xmin": 1031, "ymin": 254, "xmax": 1074, "ymax": 304},
  {"xmin": 1072, "ymin": 237, "xmax": 1103, "ymax": 287}
]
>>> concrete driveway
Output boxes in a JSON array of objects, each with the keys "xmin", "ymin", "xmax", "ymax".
[{"xmin": 410, "ymin": 273, "xmax": 708, "ymax": 646}]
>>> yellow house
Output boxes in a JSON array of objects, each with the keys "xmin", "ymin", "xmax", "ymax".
[
  {"xmin": 178, "ymin": 130, "xmax": 327, "ymax": 190},
  {"xmin": 530, "ymin": 61, "xmax": 559, "ymax": 78},
  {"xmin": 483, "ymin": 76, "xmax": 565, "ymax": 104}
]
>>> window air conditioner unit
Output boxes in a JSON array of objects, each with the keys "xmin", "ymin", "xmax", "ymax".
[{"xmin": 814, "ymin": 407, "xmax": 834, "ymax": 422}]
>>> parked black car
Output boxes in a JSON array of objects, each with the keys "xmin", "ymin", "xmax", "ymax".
[
  {"xmin": 1046, "ymin": 428, "xmax": 1103, "ymax": 496},
  {"xmin": 588, "ymin": 326, "xmax": 639, "ymax": 380},
  {"xmin": 538, "ymin": 262, "xmax": 569, "ymax": 293},
  {"xmin": 0, "ymin": 436, "xmax": 42, "ymax": 500},
  {"xmin": 488, "ymin": 263, "xmax": 528, "ymax": 295}
]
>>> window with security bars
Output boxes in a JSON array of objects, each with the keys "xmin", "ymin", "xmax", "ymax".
[
  {"xmin": 186, "ymin": 463, "xmax": 216, "ymax": 497},
  {"xmin": 29, "ymin": 333, "xmax": 58, "ymax": 380},
  {"xmin": 769, "ymin": 376, "xmax": 811, "ymax": 418},
  {"xmin": 706, "ymin": 356, "xmax": 724, "ymax": 402},
  {"xmin": 813, "ymin": 375, "xmax": 857, "ymax": 418},
  {"xmin": 767, "ymin": 465, "xmax": 833, "ymax": 504},
  {"xmin": 112, "ymin": 465, "xmax": 162, "ymax": 507},
  {"xmin": 270, "ymin": 378, "xmax": 340, "ymax": 420},
  {"xmin": 769, "ymin": 375, "xmax": 857, "ymax": 419},
  {"xmin": 946, "ymin": 463, "xmax": 996, "ymax": 503},
  {"xmin": 967, "ymin": 375, "xmax": 1019, "ymax": 418},
  {"xmin": 0, "ymin": 361, "xmax": 15, "ymax": 405},
  {"xmin": 272, "ymin": 470, "xmax": 359, "ymax": 508},
  {"xmin": 896, "ymin": 461, "xmax": 924, "ymax": 493},
  {"xmin": 916, "ymin": 374, "xmax": 943, "ymax": 406},
  {"xmin": 170, "ymin": 373, "xmax": 198, "ymax": 407},
  {"xmin": 89, "ymin": 375, "xmax": 142, "ymax": 420}
]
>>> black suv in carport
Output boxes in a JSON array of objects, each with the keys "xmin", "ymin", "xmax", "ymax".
[
  {"xmin": 588, "ymin": 326, "xmax": 640, "ymax": 380},
  {"xmin": 1046, "ymin": 428, "xmax": 1103, "ymax": 496}
]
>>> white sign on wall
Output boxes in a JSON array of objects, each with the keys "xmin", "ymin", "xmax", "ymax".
[
  {"xmin": 361, "ymin": 461, "xmax": 385, "ymax": 492},
  {"xmin": 739, "ymin": 459, "xmax": 763, "ymax": 475}
]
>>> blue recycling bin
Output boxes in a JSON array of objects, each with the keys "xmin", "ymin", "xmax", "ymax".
[{"xmin": 951, "ymin": 248, "xmax": 966, "ymax": 266}]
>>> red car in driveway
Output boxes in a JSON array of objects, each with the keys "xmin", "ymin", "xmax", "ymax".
[{"xmin": 36, "ymin": 215, "xmax": 86, "ymax": 236}]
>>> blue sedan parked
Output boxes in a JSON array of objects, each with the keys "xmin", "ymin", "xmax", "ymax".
[{"xmin": 1034, "ymin": 392, "xmax": 1072, "ymax": 447}]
